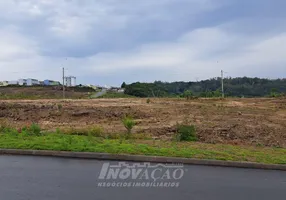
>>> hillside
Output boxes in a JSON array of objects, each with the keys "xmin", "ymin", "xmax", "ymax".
[{"xmin": 124, "ymin": 77, "xmax": 286, "ymax": 97}]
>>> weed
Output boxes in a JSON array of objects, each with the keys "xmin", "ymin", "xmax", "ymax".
[
  {"xmin": 66, "ymin": 135, "xmax": 74, "ymax": 145},
  {"xmin": 57, "ymin": 104, "xmax": 63, "ymax": 110},
  {"xmin": 19, "ymin": 123, "xmax": 42, "ymax": 136},
  {"xmin": 6, "ymin": 128, "xmax": 19, "ymax": 137},
  {"xmin": 96, "ymin": 92, "xmax": 135, "ymax": 99},
  {"xmin": 27, "ymin": 123, "xmax": 42, "ymax": 136},
  {"xmin": 87, "ymin": 132, "xmax": 94, "ymax": 142},
  {"xmin": 88, "ymin": 126, "xmax": 104, "ymax": 137},
  {"xmin": 122, "ymin": 116, "xmax": 136, "ymax": 138},
  {"xmin": 176, "ymin": 124, "xmax": 197, "ymax": 142},
  {"xmin": 146, "ymin": 98, "xmax": 151, "ymax": 104},
  {"xmin": 61, "ymin": 126, "xmax": 105, "ymax": 138},
  {"xmin": 61, "ymin": 127, "xmax": 87, "ymax": 136},
  {"xmin": 0, "ymin": 120, "xmax": 12, "ymax": 132},
  {"xmin": 131, "ymin": 133, "xmax": 152, "ymax": 140},
  {"xmin": 256, "ymin": 143, "xmax": 264, "ymax": 147},
  {"xmin": 0, "ymin": 129, "xmax": 285, "ymax": 164},
  {"xmin": 56, "ymin": 128, "xmax": 62, "ymax": 135},
  {"xmin": 61, "ymin": 138, "xmax": 69, "ymax": 150}
]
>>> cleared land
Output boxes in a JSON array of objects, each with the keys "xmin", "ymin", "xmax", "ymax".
[
  {"xmin": 0, "ymin": 86, "xmax": 93, "ymax": 99},
  {"xmin": 0, "ymin": 98, "xmax": 286, "ymax": 148}
]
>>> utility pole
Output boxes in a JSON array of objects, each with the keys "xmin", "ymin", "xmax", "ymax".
[
  {"xmin": 62, "ymin": 67, "xmax": 65, "ymax": 99},
  {"xmin": 221, "ymin": 70, "xmax": 224, "ymax": 98}
]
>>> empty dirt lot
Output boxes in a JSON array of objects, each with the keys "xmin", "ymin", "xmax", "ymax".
[{"xmin": 0, "ymin": 98, "xmax": 285, "ymax": 148}]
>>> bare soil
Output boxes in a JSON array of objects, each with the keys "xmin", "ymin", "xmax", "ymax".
[
  {"xmin": 0, "ymin": 98, "xmax": 286, "ymax": 148},
  {"xmin": 0, "ymin": 86, "xmax": 93, "ymax": 99}
]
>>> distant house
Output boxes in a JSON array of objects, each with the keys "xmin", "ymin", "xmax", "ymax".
[
  {"xmin": 18, "ymin": 79, "xmax": 28, "ymax": 86},
  {"xmin": 118, "ymin": 88, "xmax": 125, "ymax": 93},
  {"xmin": 109, "ymin": 87, "xmax": 125, "ymax": 93},
  {"xmin": 8, "ymin": 80, "xmax": 19, "ymax": 85},
  {"xmin": 97, "ymin": 86, "xmax": 108, "ymax": 90},
  {"xmin": 44, "ymin": 80, "xmax": 60, "ymax": 86},
  {"xmin": 27, "ymin": 79, "xmax": 39, "ymax": 86},
  {"xmin": 86, "ymin": 84, "xmax": 97, "ymax": 90},
  {"xmin": 0, "ymin": 81, "xmax": 8, "ymax": 87},
  {"xmin": 64, "ymin": 76, "xmax": 76, "ymax": 87}
]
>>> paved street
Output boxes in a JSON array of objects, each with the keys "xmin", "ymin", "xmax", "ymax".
[{"xmin": 0, "ymin": 155, "xmax": 285, "ymax": 200}]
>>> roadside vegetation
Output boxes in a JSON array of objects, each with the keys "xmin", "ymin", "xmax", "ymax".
[
  {"xmin": 175, "ymin": 124, "xmax": 198, "ymax": 142},
  {"xmin": 122, "ymin": 116, "xmax": 136, "ymax": 138},
  {"xmin": 0, "ymin": 122, "xmax": 285, "ymax": 165},
  {"xmin": 96, "ymin": 92, "xmax": 135, "ymax": 98}
]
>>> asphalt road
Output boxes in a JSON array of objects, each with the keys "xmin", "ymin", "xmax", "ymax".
[{"xmin": 0, "ymin": 155, "xmax": 285, "ymax": 200}]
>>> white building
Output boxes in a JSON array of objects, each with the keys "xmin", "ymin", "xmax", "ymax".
[
  {"xmin": 64, "ymin": 76, "xmax": 76, "ymax": 87},
  {"xmin": 118, "ymin": 88, "xmax": 125, "ymax": 93},
  {"xmin": 27, "ymin": 78, "xmax": 39, "ymax": 86},
  {"xmin": 110, "ymin": 87, "xmax": 125, "ymax": 93},
  {"xmin": 18, "ymin": 79, "xmax": 28, "ymax": 86},
  {"xmin": 0, "ymin": 81, "xmax": 8, "ymax": 86},
  {"xmin": 86, "ymin": 84, "xmax": 97, "ymax": 90},
  {"xmin": 8, "ymin": 80, "xmax": 19, "ymax": 85},
  {"xmin": 65, "ymin": 77, "xmax": 72, "ymax": 87}
]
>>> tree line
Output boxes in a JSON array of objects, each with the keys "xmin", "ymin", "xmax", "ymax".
[{"xmin": 122, "ymin": 77, "xmax": 286, "ymax": 98}]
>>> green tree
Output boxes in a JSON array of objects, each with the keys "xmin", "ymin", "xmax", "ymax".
[
  {"xmin": 124, "ymin": 77, "xmax": 286, "ymax": 98},
  {"xmin": 121, "ymin": 82, "xmax": 127, "ymax": 88},
  {"xmin": 270, "ymin": 88, "xmax": 281, "ymax": 97},
  {"xmin": 181, "ymin": 90, "xmax": 194, "ymax": 99}
]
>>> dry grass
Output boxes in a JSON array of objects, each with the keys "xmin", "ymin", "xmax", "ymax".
[{"xmin": 0, "ymin": 97, "xmax": 285, "ymax": 148}]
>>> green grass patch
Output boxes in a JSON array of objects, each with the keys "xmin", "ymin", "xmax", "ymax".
[
  {"xmin": 0, "ymin": 129, "xmax": 285, "ymax": 164},
  {"xmin": 97, "ymin": 92, "xmax": 135, "ymax": 98}
]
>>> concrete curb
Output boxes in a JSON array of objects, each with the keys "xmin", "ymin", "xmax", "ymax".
[{"xmin": 0, "ymin": 149, "xmax": 285, "ymax": 171}]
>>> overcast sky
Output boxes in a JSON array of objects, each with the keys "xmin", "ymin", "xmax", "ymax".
[{"xmin": 0, "ymin": 0, "xmax": 285, "ymax": 86}]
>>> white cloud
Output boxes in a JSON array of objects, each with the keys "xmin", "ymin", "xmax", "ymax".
[
  {"xmin": 0, "ymin": 31, "xmax": 35, "ymax": 61},
  {"xmin": 0, "ymin": 0, "xmax": 285, "ymax": 85},
  {"xmin": 85, "ymin": 27, "xmax": 286, "ymax": 81},
  {"xmin": 1, "ymin": 24, "xmax": 286, "ymax": 83}
]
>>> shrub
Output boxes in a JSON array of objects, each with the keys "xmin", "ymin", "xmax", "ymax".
[
  {"xmin": 0, "ymin": 120, "xmax": 12, "ymax": 132},
  {"xmin": 61, "ymin": 126, "xmax": 104, "ymax": 137},
  {"xmin": 57, "ymin": 104, "xmax": 63, "ymax": 110},
  {"xmin": 62, "ymin": 127, "xmax": 83, "ymax": 135},
  {"xmin": 56, "ymin": 128, "xmax": 62, "ymax": 134},
  {"xmin": 269, "ymin": 89, "xmax": 283, "ymax": 98},
  {"xmin": 122, "ymin": 116, "xmax": 136, "ymax": 138},
  {"xmin": 88, "ymin": 126, "xmax": 104, "ymax": 137},
  {"xmin": 181, "ymin": 90, "xmax": 194, "ymax": 100},
  {"xmin": 176, "ymin": 124, "xmax": 197, "ymax": 142},
  {"xmin": 23, "ymin": 123, "xmax": 42, "ymax": 136},
  {"xmin": 6, "ymin": 128, "xmax": 19, "ymax": 137}
]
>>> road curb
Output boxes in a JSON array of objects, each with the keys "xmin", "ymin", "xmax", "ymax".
[{"xmin": 0, "ymin": 149, "xmax": 285, "ymax": 171}]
